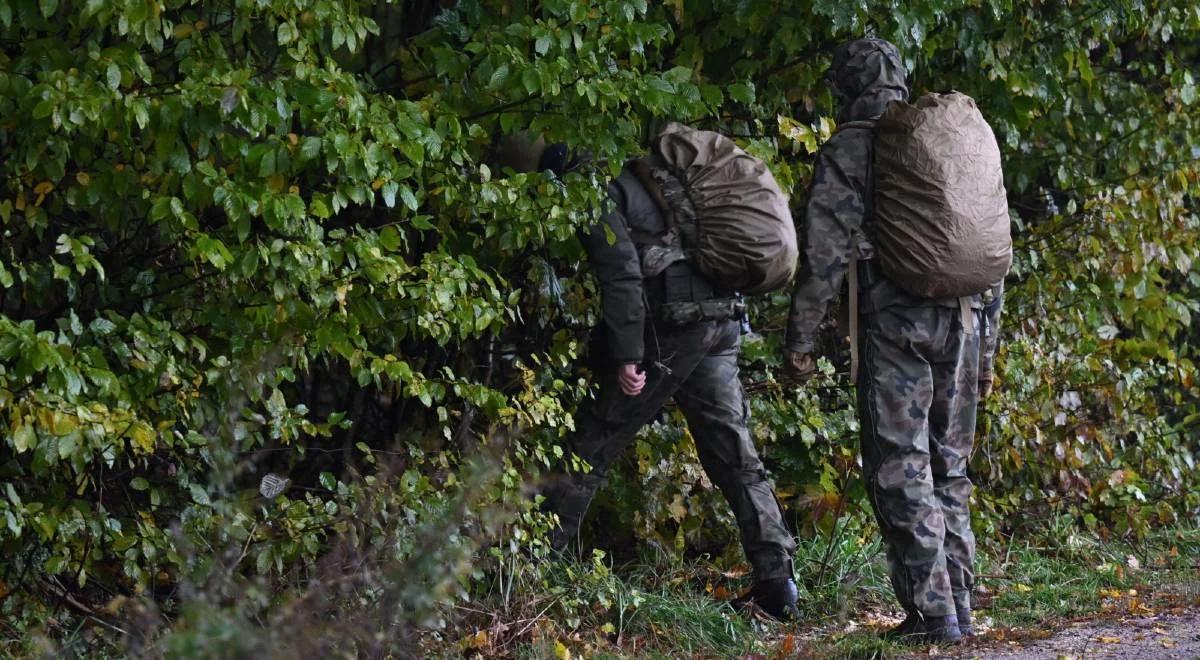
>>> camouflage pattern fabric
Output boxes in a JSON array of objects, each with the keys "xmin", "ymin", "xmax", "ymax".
[
  {"xmin": 786, "ymin": 39, "xmax": 984, "ymax": 356},
  {"xmin": 786, "ymin": 37, "xmax": 1007, "ymax": 618},
  {"xmin": 545, "ymin": 319, "xmax": 796, "ymax": 581},
  {"xmin": 858, "ymin": 303, "xmax": 980, "ymax": 616}
]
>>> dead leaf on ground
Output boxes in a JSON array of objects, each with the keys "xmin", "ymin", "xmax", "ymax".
[
  {"xmin": 461, "ymin": 629, "xmax": 490, "ymax": 651},
  {"xmin": 723, "ymin": 564, "xmax": 751, "ymax": 579},
  {"xmin": 776, "ymin": 634, "xmax": 796, "ymax": 657}
]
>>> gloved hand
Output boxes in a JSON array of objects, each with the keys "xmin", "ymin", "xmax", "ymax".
[
  {"xmin": 978, "ymin": 371, "xmax": 994, "ymax": 399},
  {"xmin": 618, "ymin": 363, "xmax": 646, "ymax": 396},
  {"xmin": 782, "ymin": 350, "xmax": 817, "ymax": 384}
]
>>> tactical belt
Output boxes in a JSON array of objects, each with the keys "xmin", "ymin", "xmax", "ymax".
[{"xmin": 656, "ymin": 298, "xmax": 745, "ymax": 326}]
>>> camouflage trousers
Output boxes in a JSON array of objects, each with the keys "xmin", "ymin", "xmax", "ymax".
[
  {"xmin": 544, "ymin": 319, "xmax": 796, "ymax": 581},
  {"xmin": 857, "ymin": 304, "xmax": 980, "ymax": 618}
]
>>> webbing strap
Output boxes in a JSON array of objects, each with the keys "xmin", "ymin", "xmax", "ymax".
[
  {"xmin": 849, "ymin": 259, "xmax": 860, "ymax": 382},
  {"xmin": 959, "ymin": 296, "xmax": 975, "ymax": 335}
]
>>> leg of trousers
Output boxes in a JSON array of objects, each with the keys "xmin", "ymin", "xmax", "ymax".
[
  {"xmin": 927, "ymin": 314, "xmax": 980, "ymax": 613},
  {"xmin": 674, "ymin": 321, "xmax": 796, "ymax": 581},
  {"xmin": 545, "ymin": 321, "xmax": 795, "ymax": 581},
  {"xmin": 544, "ymin": 322, "xmax": 715, "ymax": 551},
  {"xmin": 857, "ymin": 305, "xmax": 977, "ymax": 617}
]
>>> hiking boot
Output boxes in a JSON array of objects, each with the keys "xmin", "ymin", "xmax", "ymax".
[
  {"xmin": 956, "ymin": 607, "xmax": 975, "ymax": 636},
  {"xmin": 731, "ymin": 578, "xmax": 800, "ymax": 622},
  {"xmin": 885, "ymin": 612, "xmax": 963, "ymax": 645}
]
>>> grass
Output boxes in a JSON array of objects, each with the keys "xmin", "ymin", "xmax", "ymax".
[
  {"xmin": 10, "ymin": 517, "xmax": 1196, "ymax": 659},
  {"xmin": 981, "ymin": 523, "xmax": 1200, "ymax": 628},
  {"xmin": 447, "ymin": 521, "xmax": 1200, "ymax": 659}
]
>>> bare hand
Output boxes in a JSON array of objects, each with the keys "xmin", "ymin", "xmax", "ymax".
[
  {"xmin": 978, "ymin": 372, "xmax": 994, "ymax": 399},
  {"xmin": 782, "ymin": 351, "xmax": 817, "ymax": 384},
  {"xmin": 618, "ymin": 363, "xmax": 646, "ymax": 396}
]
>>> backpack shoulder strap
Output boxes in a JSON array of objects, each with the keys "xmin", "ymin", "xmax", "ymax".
[
  {"xmin": 835, "ymin": 119, "xmax": 877, "ymax": 134},
  {"xmin": 629, "ymin": 156, "xmax": 673, "ymax": 227}
]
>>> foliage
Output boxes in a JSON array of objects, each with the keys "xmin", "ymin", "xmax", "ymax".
[{"xmin": 0, "ymin": 0, "xmax": 1198, "ymax": 654}]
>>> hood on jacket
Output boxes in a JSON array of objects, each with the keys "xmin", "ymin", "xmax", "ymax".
[{"xmin": 826, "ymin": 38, "xmax": 909, "ymax": 123}]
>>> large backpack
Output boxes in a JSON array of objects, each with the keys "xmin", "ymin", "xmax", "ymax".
[
  {"xmin": 629, "ymin": 123, "xmax": 798, "ymax": 296},
  {"xmin": 847, "ymin": 92, "xmax": 1012, "ymax": 299}
]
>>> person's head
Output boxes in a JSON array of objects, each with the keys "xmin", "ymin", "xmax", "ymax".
[
  {"xmin": 824, "ymin": 38, "xmax": 909, "ymax": 121},
  {"xmin": 491, "ymin": 130, "xmax": 583, "ymax": 177}
]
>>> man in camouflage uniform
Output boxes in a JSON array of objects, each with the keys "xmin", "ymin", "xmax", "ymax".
[
  {"xmin": 513, "ymin": 140, "xmax": 800, "ymax": 620},
  {"xmin": 784, "ymin": 38, "xmax": 1005, "ymax": 643}
]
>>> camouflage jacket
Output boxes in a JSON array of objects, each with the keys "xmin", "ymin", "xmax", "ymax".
[{"xmin": 786, "ymin": 38, "xmax": 1005, "ymax": 377}]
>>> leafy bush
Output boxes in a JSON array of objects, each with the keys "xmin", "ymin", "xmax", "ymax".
[{"xmin": 1, "ymin": 0, "xmax": 1198, "ymax": 653}]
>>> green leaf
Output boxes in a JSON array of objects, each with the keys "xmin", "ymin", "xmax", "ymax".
[
  {"xmin": 399, "ymin": 185, "xmax": 419, "ymax": 211},
  {"xmin": 488, "ymin": 64, "xmax": 510, "ymax": 91},
  {"xmin": 106, "ymin": 62, "xmax": 121, "ymax": 91},
  {"xmin": 259, "ymin": 148, "xmax": 277, "ymax": 177},
  {"xmin": 521, "ymin": 68, "xmax": 540, "ymax": 94},
  {"xmin": 40, "ymin": 0, "xmax": 57, "ymax": 18},
  {"xmin": 1181, "ymin": 84, "xmax": 1196, "ymax": 106},
  {"xmin": 310, "ymin": 197, "xmax": 331, "ymax": 218},
  {"xmin": 12, "ymin": 424, "xmax": 35, "ymax": 453},
  {"xmin": 381, "ymin": 180, "xmax": 398, "ymax": 208},
  {"xmin": 278, "ymin": 22, "xmax": 296, "ymax": 45},
  {"xmin": 380, "ymin": 226, "xmax": 402, "ymax": 251},
  {"xmin": 57, "ymin": 433, "xmax": 77, "ymax": 459},
  {"xmin": 189, "ymin": 484, "xmax": 211, "ymax": 506},
  {"xmin": 728, "ymin": 82, "xmax": 755, "ymax": 104}
]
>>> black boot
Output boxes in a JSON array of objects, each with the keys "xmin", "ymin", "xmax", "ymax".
[
  {"xmin": 885, "ymin": 612, "xmax": 963, "ymax": 645},
  {"xmin": 540, "ymin": 474, "xmax": 602, "ymax": 552},
  {"xmin": 956, "ymin": 607, "xmax": 975, "ymax": 637},
  {"xmin": 731, "ymin": 578, "xmax": 800, "ymax": 621}
]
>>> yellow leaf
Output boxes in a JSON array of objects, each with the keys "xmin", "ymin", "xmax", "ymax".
[
  {"xmin": 130, "ymin": 422, "xmax": 157, "ymax": 454},
  {"xmin": 371, "ymin": 178, "xmax": 385, "ymax": 191},
  {"xmin": 554, "ymin": 640, "xmax": 571, "ymax": 660},
  {"xmin": 266, "ymin": 174, "xmax": 286, "ymax": 192},
  {"xmin": 15, "ymin": 191, "xmax": 25, "ymax": 211},
  {"xmin": 287, "ymin": 133, "xmax": 299, "ymax": 146},
  {"xmin": 1015, "ymin": 583, "xmax": 1032, "ymax": 592},
  {"xmin": 194, "ymin": 19, "xmax": 207, "ymax": 31},
  {"xmin": 1097, "ymin": 636, "xmax": 1121, "ymax": 644},
  {"xmin": 173, "ymin": 23, "xmax": 194, "ymax": 39},
  {"xmin": 76, "ymin": 172, "xmax": 91, "ymax": 186},
  {"xmin": 34, "ymin": 181, "xmax": 53, "ymax": 195},
  {"xmin": 461, "ymin": 629, "xmax": 489, "ymax": 650}
]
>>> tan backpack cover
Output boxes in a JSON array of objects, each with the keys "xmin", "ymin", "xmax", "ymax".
[
  {"xmin": 871, "ymin": 92, "xmax": 1012, "ymax": 298},
  {"xmin": 639, "ymin": 123, "xmax": 798, "ymax": 295}
]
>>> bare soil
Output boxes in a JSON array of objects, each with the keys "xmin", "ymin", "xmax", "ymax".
[{"xmin": 957, "ymin": 610, "xmax": 1200, "ymax": 659}]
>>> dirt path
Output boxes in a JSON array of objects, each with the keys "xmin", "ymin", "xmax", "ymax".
[{"xmin": 965, "ymin": 611, "xmax": 1200, "ymax": 659}]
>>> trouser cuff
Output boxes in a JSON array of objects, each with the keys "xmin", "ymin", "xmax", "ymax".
[{"xmin": 751, "ymin": 552, "xmax": 795, "ymax": 582}]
